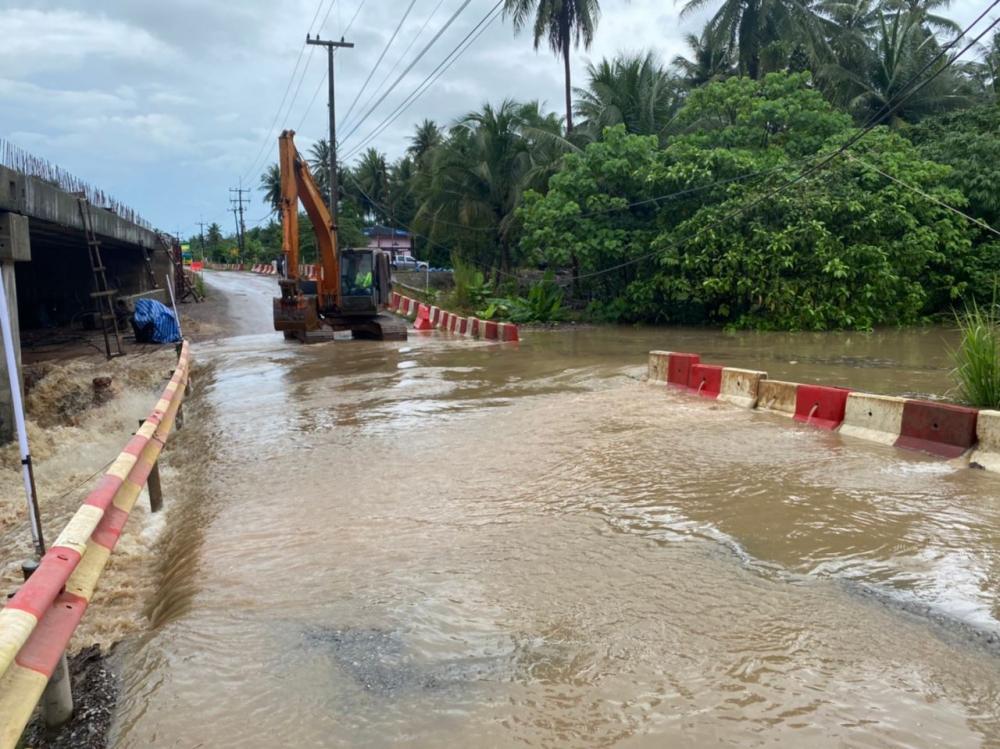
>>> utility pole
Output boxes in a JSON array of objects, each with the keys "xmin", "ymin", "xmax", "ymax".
[
  {"xmin": 306, "ymin": 34, "xmax": 354, "ymax": 238},
  {"xmin": 229, "ymin": 186, "xmax": 248, "ymax": 260},
  {"xmin": 197, "ymin": 220, "xmax": 207, "ymax": 260}
]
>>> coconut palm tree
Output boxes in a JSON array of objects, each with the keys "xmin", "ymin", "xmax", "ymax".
[
  {"xmin": 503, "ymin": 0, "xmax": 601, "ymax": 132},
  {"xmin": 681, "ymin": 0, "xmax": 822, "ymax": 79},
  {"xmin": 350, "ymin": 148, "xmax": 390, "ymax": 222},
  {"xmin": 672, "ymin": 28, "xmax": 735, "ymax": 87},
  {"xmin": 259, "ymin": 163, "xmax": 281, "ymax": 214},
  {"xmin": 826, "ymin": 9, "xmax": 970, "ymax": 125},
  {"xmin": 417, "ymin": 99, "xmax": 570, "ymax": 272},
  {"xmin": 308, "ymin": 139, "xmax": 332, "ymax": 203},
  {"xmin": 407, "ymin": 120, "xmax": 443, "ymax": 165},
  {"xmin": 575, "ymin": 52, "xmax": 684, "ymax": 141}
]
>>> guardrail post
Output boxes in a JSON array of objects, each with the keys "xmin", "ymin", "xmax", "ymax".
[
  {"xmin": 21, "ymin": 561, "xmax": 74, "ymax": 727},
  {"xmin": 138, "ymin": 419, "xmax": 164, "ymax": 512},
  {"xmin": 147, "ymin": 461, "xmax": 164, "ymax": 513}
]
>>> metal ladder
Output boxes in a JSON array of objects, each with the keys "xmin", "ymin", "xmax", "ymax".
[{"xmin": 77, "ymin": 197, "xmax": 125, "ymax": 359}]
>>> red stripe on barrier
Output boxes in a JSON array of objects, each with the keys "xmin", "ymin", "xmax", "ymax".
[
  {"xmin": 439, "ymin": 312, "xmax": 451, "ymax": 329},
  {"xmin": 82, "ymin": 474, "xmax": 124, "ymax": 510},
  {"xmin": 90, "ymin": 504, "xmax": 130, "ymax": 550},
  {"xmin": 414, "ymin": 304, "xmax": 433, "ymax": 331},
  {"xmin": 389, "ymin": 292, "xmax": 400, "ymax": 311},
  {"xmin": 499, "ymin": 322, "xmax": 519, "ymax": 342},
  {"xmin": 469, "ymin": 318, "xmax": 480, "ymax": 337},
  {"xmin": 667, "ymin": 353, "xmax": 700, "ymax": 388},
  {"xmin": 482, "ymin": 320, "xmax": 499, "ymax": 340},
  {"xmin": 895, "ymin": 400, "xmax": 978, "ymax": 458},
  {"xmin": 15, "ymin": 591, "xmax": 89, "ymax": 678},
  {"xmin": 4, "ymin": 548, "xmax": 83, "ymax": 619},
  {"xmin": 687, "ymin": 363, "xmax": 723, "ymax": 398},
  {"xmin": 794, "ymin": 384, "xmax": 851, "ymax": 430}
]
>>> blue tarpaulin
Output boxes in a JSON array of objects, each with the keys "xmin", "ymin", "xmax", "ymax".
[{"xmin": 132, "ymin": 299, "xmax": 181, "ymax": 344}]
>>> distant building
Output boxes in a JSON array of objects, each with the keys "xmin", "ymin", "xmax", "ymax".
[{"xmin": 363, "ymin": 225, "xmax": 412, "ymax": 258}]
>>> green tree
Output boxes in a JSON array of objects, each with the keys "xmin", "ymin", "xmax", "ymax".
[
  {"xmin": 823, "ymin": 9, "xmax": 971, "ymax": 126},
  {"xmin": 672, "ymin": 27, "xmax": 735, "ymax": 87},
  {"xmin": 308, "ymin": 138, "xmax": 332, "ymax": 203},
  {"xmin": 259, "ymin": 163, "xmax": 281, "ymax": 215},
  {"xmin": 503, "ymin": 0, "xmax": 601, "ymax": 132},
  {"xmin": 681, "ymin": 0, "xmax": 822, "ymax": 79},
  {"xmin": 349, "ymin": 148, "xmax": 390, "ymax": 222},
  {"xmin": 418, "ymin": 99, "xmax": 569, "ymax": 273},
  {"xmin": 574, "ymin": 52, "xmax": 684, "ymax": 142},
  {"xmin": 520, "ymin": 72, "xmax": 982, "ymax": 329}
]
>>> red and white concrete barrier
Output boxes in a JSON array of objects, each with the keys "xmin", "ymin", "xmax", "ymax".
[
  {"xmin": 971, "ymin": 410, "xmax": 1000, "ymax": 471},
  {"xmin": 647, "ymin": 348, "xmax": 994, "ymax": 469},
  {"xmin": 719, "ymin": 368, "xmax": 766, "ymax": 409}
]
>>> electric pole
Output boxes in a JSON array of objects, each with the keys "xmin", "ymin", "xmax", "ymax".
[
  {"xmin": 306, "ymin": 34, "xmax": 353, "ymax": 238},
  {"xmin": 229, "ymin": 186, "xmax": 248, "ymax": 259},
  {"xmin": 197, "ymin": 220, "xmax": 207, "ymax": 260}
]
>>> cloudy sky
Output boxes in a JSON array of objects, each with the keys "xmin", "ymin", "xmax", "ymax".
[{"xmin": 0, "ymin": 0, "xmax": 990, "ymax": 238}]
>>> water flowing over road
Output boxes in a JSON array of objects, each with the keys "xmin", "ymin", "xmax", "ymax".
[{"xmin": 112, "ymin": 271, "xmax": 1000, "ymax": 747}]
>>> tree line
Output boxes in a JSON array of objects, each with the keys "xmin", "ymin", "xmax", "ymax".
[{"xmin": 244, "ymin": 0, "xmax": 1000, "ymax": 330}]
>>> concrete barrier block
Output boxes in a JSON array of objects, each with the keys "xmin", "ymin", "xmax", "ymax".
[
  {"xmin": 895, "ymin": 399, "xmax": 978, "ymax": 458},
  {"xmin": 429, "ymin": 306, "xmax": 440, "ymax": 325},
  {"xmin": 413, "ymin": 304, "xmax": 433, "ymax": 331},
  {"xmin": 482, "ymin": 320, "xmax": 499, "ymax": 340},
  {"xmin": 719, "ymin": 368, "xmax": 766, "ymax": 408},
  {"xmin": 469, "ymin": 318, "xmax": 481, "ymax": 337},
  {"xmin": 439, "ymin": 311, "xmax": 450, "ymax": 330},
  {"xmin": 667, "ymin": 353, "xmax": 700, "ymax": 389},
  {"xmin": 648, "ymin": 351, "xmax": 671, "ymax": 384},
  {"xmin": 839, "ymin": 393, "xmax": 905, "ymax": 445},
  {"xmin": 499, "ymin": 322, "xmax": 519, "ymax": 342},
  {"xmin": 757, "ymin": 380, "xmax": 799, "ymax": 417},
  {"xmin": 971, "ymin": 409, "xmax": 1000, "ymax": 472},
  {"xmin": 794, "ymin": 384, "xmax": 851, "ymax": 430},
  {"xmin": 687, "ymin": 363, "xmax": 723, "ymax": 398}
]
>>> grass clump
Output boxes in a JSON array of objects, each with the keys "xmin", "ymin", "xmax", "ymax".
[{"xmin": 952, "ymin": 300, "xmax": 1000, "ymax": 408}]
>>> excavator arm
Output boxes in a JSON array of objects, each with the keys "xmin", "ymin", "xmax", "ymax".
[{"xmin": 279, "ymin": 129, "xmax": 340, "ymax": 309}]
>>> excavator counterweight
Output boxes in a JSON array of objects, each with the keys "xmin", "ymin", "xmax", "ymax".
[{"xmin": 272, "ymin": 130, "xmax": 406, "ymax": 342}]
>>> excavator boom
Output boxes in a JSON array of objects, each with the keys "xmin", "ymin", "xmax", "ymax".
[{"xmin": 279, "ymin": 130, "xmax": 339, "ymax": 309}]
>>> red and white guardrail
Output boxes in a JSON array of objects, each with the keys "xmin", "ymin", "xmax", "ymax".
[{"xmin": 0, "ymin": 342, "xmax": 191, "ymax": 747}]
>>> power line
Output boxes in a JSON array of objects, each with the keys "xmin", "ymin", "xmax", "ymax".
[
  {"xmin": 240, "ymin": 0, "xmax": 332, "ymax": 183},
  {"xmin": 338, "ymin": 0, "xmax": 476, "ymax": 149},
  {"xmin": 342, "ymin": 0, "xmax": 449, "ymax": 135},
  {"xmin": 846, "ymin": 153, "xmax": 1000, "ymax": 239},
  {"xmin": 339, "ymin": 0, "xmax": 420, "ymax": 131},
  {"xmin": 296, "ymin": 0, "xmax": 371, "ymax": 131},
  {"xmin": 569, "ymin": 5, "xmax": 1000, "ymax": 284},
  {"xmin": 341, "ymin": 0, "xmax": 503, "ymax": 161}
]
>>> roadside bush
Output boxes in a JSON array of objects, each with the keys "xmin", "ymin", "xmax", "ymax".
[{"xmin": 952, "ymin": 300, "xmax": 1000, "ymax": 408}]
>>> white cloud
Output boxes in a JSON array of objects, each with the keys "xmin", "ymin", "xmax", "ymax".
[{"xmin": 0, "ymin": 9, "xmax": 178, "ymax": 74}]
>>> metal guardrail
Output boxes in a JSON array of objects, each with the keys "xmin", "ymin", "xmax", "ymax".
[{"xmin": 0, "ymin": 341, "xmax": 191, "ymax": 747}]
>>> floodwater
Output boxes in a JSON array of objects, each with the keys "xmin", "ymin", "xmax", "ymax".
[{"xmin": 112, "ymin": 271, "xmax": 1000, "ymax": 748}]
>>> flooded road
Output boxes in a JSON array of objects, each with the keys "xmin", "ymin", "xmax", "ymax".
[{"xmin": 112, "ymin": 271, "xmax": 1000, "ymax": 747}]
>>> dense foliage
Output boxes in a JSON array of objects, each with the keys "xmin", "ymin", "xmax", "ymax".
[{"xmin": 242, "ymin": 0, "xmax": 1000, "ymax": 330}]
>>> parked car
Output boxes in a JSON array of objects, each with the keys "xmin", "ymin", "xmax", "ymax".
[{"xmin": 391, "ymin": 256, "xmax": 429, "ymax": 271}]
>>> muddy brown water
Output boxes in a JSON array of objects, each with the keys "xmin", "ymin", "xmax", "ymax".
[{"xmin": 110, "ymin": 271, "xmax": 1000, "ymax": 747}]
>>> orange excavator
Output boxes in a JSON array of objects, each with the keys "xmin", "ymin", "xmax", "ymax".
[{"xmin": 272, "ymin": 129, "xmax": 406, "ymax": 341}]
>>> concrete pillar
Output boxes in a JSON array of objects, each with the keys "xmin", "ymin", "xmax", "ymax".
[{"xmin": 0, "ymin": 212, "xmax": 30, "ymax": 444}]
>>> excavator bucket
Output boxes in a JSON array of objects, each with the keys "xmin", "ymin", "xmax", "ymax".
[{"xmin": 273, "ymin": 294, "xmax": 320, "ymax": 334}]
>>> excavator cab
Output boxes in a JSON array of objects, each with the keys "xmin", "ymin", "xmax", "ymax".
[
  {"xmin": 338, "ymin": 249, "xmax": 392, "ymax": 313},
  {"xmin": 271, "ymin": 130, "xmax": 405, "ymax": 341}
]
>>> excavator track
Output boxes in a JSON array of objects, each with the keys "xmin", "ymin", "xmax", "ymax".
[{"xmin": 349, "ymin": 313, "xmax": 408, "ymax": 341}]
